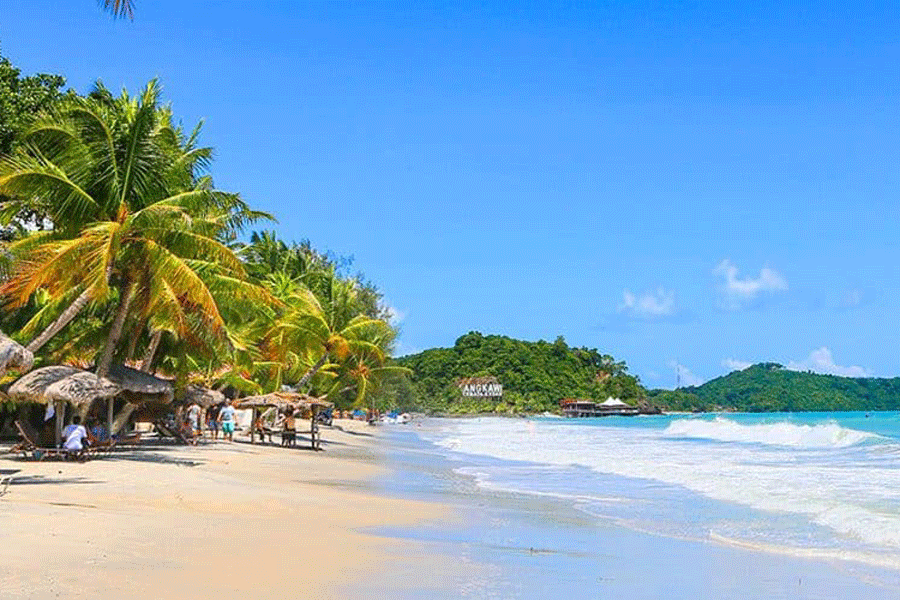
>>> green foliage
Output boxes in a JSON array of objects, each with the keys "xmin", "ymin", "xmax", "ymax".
[
  {"xmin": 0, "ymin": 49, "xmax": 65, "ymax": 157},
  {"xmin": 648, "ymin": 363, "xmax": 900, "ymax": 412},
  {"xmin": 396, "ymin": 332, "xmax": 643, "ymax": 415}
]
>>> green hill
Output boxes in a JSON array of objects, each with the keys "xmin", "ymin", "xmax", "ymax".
[
  {"xmin": 648, "ymin": 363, "xmax": 900, "ymax": 412},
  {"xmin": 395, "ymin": 332, "xmax": 643, "ymax": 414}
]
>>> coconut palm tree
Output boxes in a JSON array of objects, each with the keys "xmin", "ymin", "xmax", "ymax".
[
  {"xmin": 0, "ymin": 80, "xmax": 268, "ymax": 373},
  {"xmin": 101, "ymin": 0, "xmax": 135, "ymax": 19}
]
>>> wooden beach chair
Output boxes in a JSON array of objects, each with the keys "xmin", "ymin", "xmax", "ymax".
[
  {"xmin": 11, "ymin": 420, "xmax": 86, "ymax": 461},
  {"xmin": 153, "ymin": 419, "xmax": 195, "ymax": 445}
]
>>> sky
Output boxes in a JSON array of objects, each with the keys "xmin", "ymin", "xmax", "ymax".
[{"xmin": 3, "ymin": 1, "xmax": 900, "ymax": 388}]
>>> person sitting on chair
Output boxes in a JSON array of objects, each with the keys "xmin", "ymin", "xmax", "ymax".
[
  {"xmin": 62, "ymin": 416, "xmax": 89, "ymax": 451},
  {"xmin": 281, "ymin": 407, "xmax": 297, "ymax": 447}
]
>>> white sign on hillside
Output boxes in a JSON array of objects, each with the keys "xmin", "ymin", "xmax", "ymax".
[{"xmin": 461, "ymin": 382, "xmax": 503, "ymax": 397}]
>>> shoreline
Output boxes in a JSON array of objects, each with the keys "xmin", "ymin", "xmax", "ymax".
[
  {"xmin": 0, "ymin": 422, "xmax": 445, "ymax": 600},
  {"xmin": 370, "ymin": 419, "xmax": 900, "ymax": 599},
  {"xmin": 5, "ymin": 417, "xmax": 900, "ymax": 599}
]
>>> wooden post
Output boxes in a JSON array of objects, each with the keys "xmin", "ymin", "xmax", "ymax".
[
  {"xmin": 54, "ymin": 401, "xmax": 63, "ymax": 448},
  {"xmin": 250, "ymin": 407, "xmax": 257, "ymax": 444},
  {"xmin": 107, "ymin": 396, "xmax": 114, "ymax": 439}
]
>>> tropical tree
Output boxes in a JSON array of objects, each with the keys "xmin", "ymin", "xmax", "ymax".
[
  {"xmin": 101, "ymin": 0, "xmax": 135, "ymax": 20},
  {"xmin": 0, "ymin": 80, "xmax": 269, "ymax": 372}
]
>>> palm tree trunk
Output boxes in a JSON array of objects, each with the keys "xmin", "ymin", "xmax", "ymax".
[
  {"xmin": 111, "ymin": 403, "xmax": 136, "ymax": 435},
  {"xmin": 295, "ymin": 354, "xmax": 328, "ymax": 391},
  {"xmin": 140, "ymin": 329, "xmax": 162, "ymax": 372},
  {"xmin": 27, "ymin": 263, "xmax": 113, "ymax": 356},
  {"xmin": 97, "ymin": 281, "xmax": 135, "ymax": 378},
  {"xmin": 25, "ymin": 287, "xmax": 92, "ymax": 354}
]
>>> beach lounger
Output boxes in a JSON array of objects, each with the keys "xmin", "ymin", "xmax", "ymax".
[
  {"xmin": 11, "ymin": 420, "xmax": 90, "ymax": 461},
  {"xmin": 153, "ymin": 419, "xmax": 196, "ymax": 445}
]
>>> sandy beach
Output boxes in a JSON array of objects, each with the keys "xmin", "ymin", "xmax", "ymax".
[{"xmin": 0, "ymin": 422, "xmax": 444, "ymax": 600}]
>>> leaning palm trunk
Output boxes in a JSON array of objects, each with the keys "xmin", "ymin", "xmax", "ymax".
[
  {"xmin": 111, "ymin": 404, "xmax": 137, "ymax": 435},
  {"xmin": 105, "ymin": 329, "xmax": 163, "ymax": 436},
  {"xmin": 98, "ymin": 282, "xmax": 135, "ymax": 434},
  {"xmin": 26, "ymin": 264, "xmax": 113, "ymax": 356},
  {"xmin": 295, "ymin": 354, "xmax": 329, "ymax": 391},
  {"xmin": 97, "ymin": 281, "xmax": 136, "ymax": 379},
  {"xmin": 26, "ymin": 287, "xmax": 92, "ymax": 354},
  {"xmin": 140, "ymin": 329, "xmax": 163, "ymax": 372}
]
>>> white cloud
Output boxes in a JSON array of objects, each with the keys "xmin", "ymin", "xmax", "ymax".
[
  {"xmin": 668, "ymin": 360, "xmax": 704, "ymax": 387},
  {"xmin": 722, "ymin": 358, "xmax": 753, "ymax": 372},
  {"xmin": 787, "ymin": 347, "xmax": 870, "ymax": 378},
  {"xmin": 714, "ymin": 259, "xmax": 787, "ymax": 308},
  {"xmin": 619, "ymin": 288, "xmax": 675, "ymax": 318}
]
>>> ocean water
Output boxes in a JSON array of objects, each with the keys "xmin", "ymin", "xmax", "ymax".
[{"xmin": 416, "ymin": 412, "xmax": 900, "ymax": 577}]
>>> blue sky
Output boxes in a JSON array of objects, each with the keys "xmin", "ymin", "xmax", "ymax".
[{"xmin": 4, "ymin": 1, "xmax": 899, "ymax": 388}]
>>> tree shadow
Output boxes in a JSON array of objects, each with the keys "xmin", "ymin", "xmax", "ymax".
[
  {"xmin": 8, "ymin": 474, "xmax": 104, "ymax": 485},
  {"xmin": 104, "ymin": 452, "xmax": 203, "ymax": 467}
]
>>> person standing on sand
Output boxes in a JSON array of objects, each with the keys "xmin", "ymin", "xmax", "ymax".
[
  {"xmin": 218, "ymin": 399, "xmax": 236, "ymax": 442},
  {"xmin": 187, "ymin": 401, "xmax": 201, "ymax": 436},
  {"xmin": 207, "ymin": 402, "xmax": 221, "ymax": 440}
]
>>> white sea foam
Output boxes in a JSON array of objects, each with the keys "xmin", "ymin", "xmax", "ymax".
[
  {"xmin": 428, "ymin": 416, "xmax": 900, "ymax": 568},
  {"xmin": 664, "ymin": 416, "xmax": 879, "ymax": 448}
]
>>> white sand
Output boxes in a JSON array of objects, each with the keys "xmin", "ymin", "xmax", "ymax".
[{"xmin": 0, "ymin": 422, "xmax": 444, "ymax": 599}]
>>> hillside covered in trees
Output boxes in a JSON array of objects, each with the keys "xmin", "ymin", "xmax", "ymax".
[
  {"xmin": 395, "ymin": 332, "xmax": 644, "ymax": 414},
  {"xmin": 649, "ymin": 363, "xmax": 900, "ymax": 412}
]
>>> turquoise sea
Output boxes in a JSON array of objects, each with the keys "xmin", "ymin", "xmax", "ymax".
[{"xmin": 370, "ymin": 412, "xmax": 900, "ymax": 599}]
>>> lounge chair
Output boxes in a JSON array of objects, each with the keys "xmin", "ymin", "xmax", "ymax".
[
  {"xmin": 10, "ymin": 420, "xmax": 90, "ymax": 461},
  {"xmin": 153, "ymin": 419, "xmax": 196, "ymax": 445}
]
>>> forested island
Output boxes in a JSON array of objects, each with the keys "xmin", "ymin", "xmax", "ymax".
[
  {"xmin": 396, "ymin": 334, "xmax": 900, "ymax": 415},
  {"xmin": 650, "ymin": 363, "xmax": 900, "ymax": 413},
  {"xmin": 395, "ymin": 332, "xmax": 644, "ymax": 414}
]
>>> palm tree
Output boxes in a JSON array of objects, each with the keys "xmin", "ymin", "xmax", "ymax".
[
  {"xmin": 101, "ymin": 0, "xmax": 135, "ymax": 19},
  {"xmin": 0, "ymin": 80, "xmax": 267, "ymax": 373}
]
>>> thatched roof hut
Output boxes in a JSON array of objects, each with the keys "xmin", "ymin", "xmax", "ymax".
[
  {"xmin": 106, "ymin": 364, "xmax": 174, "ymax": 404},
  {"xmin": 8, "ymin": 365, "xmax": 118, "ymax": 407},
  {"xmin": 181, "ymin": 385, "xmax": 225, "ymax": 408},
  {"xmin": 0, "ymin": 331, "xmax": 34, "ymax": 373},
  {"xmin": 234, "ymin": 391, "xmax": 332, "ymax": 411}
]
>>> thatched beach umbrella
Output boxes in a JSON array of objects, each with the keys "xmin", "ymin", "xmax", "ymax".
[
  {"xmin": 106, "ymin": 364, "xmax": 174, "ymax": 403},
  {"xmin": 104, "ymin": 364, "xmax": 174, "ymax": 434},
  {"xmin": 0, "ymin": 331, "xmax": 34, "ymax": 374},
  {"xmin": 9, "ymin": 366, "xmax": 120, "ymax": 446},
  {"xmin": 181, "ymin": 385, "xmax": 225, "ymax": 408}
]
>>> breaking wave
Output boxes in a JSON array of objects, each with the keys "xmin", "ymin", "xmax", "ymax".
[{"xmin": 664, "ymin": 417, "xmax": 880, "ymax": 449}]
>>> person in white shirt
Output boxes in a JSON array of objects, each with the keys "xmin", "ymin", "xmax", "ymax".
[{"xmin": 62, "ymin": 416, "xmax": 89, "ymax": 451}]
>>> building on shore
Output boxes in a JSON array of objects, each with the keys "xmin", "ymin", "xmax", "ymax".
[{"xmin": 560, "ymin": 397, "xmax": 639, "ymax": 417}]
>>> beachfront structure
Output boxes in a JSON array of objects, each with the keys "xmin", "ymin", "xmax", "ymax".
[
  {"xmin": 7, "ymin": 364, "xmax": 174, "ymax": 445},
  {"xmin": 234, "ymin": 392, "xmax": 333, "ymax": 450},
  {"xmin": 560, "ymin": 397, "xmax": 639, "ymax": 417}
]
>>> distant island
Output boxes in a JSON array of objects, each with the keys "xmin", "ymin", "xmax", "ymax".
[
  {"xmin": 650, "ymin": 363, "xmax": 900, "ymax": 413},
  {"xmin": 396, "ymin": 333, "xmax": 900, "ymax": 415}
]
